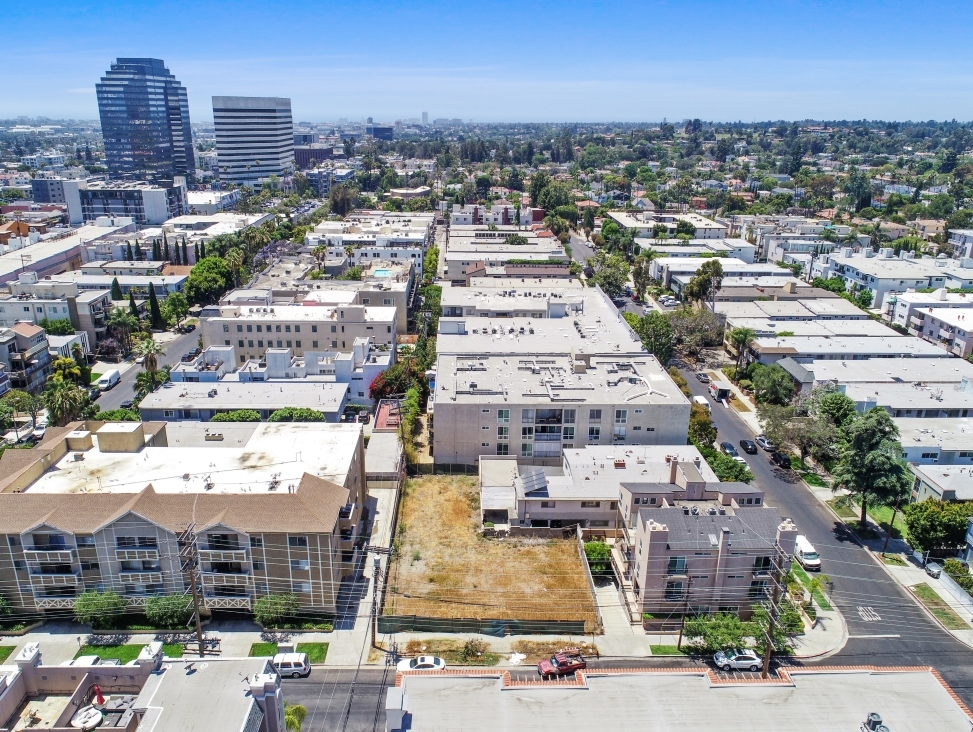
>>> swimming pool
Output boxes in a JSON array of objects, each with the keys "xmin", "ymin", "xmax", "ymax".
[{"xmin": 374, "ymin": 268, "xmax": 391, "ymax": 277}]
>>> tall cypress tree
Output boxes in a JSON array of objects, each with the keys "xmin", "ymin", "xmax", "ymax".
[
  {"xmin": 148, "ymin": 287, "xmax": 163, "ymax": 330},
  {"xmin": 128, "ymin": 291, "xmax": 139, "ymax": 319},
  {"xmin": 134, "ymin": 242, "xmax": 143, "ymax": 261},
  {"xmin": 163, "ymin": 238, "xmax": 170, "ymax": 262},
  {"xmin": 182, "ymin": 240, "xmax": 189, "ymax": 265},
  {"xmin": 152, "ymin": 239, "xmax": 161, "ymax": 260},
  {"xmin": 194, "ymin": 243, "xmax": 200, "ymax": 263},
  {"xmin": 125, "ymin": 242, "xmax": 133, "ymax": 261},
  {"xmin": 174, "ymin": 242, "xmax": 181, "ymax": 265},
  {"xmin": 199, "ymin": 240, "xmax": 206, "ymax": 259},
  {"xmin": 110, "ymin": 277, "xmax": 123, "ymax": 301}
]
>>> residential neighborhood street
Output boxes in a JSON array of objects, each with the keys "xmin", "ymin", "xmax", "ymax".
[
  {"xmin": 677, "ymin": 365, "xmax": 973, "ymax": 705},
  {"xmin": 95, "ymin": 330, "xmax": 200, "ymax": 411}
]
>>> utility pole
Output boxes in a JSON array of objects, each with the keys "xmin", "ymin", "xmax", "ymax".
[
  {"xmin": 371, "ymin": 555, "xmax": 381, "ymax": 649},
  {"xmin": 178, "ymin": 524, "xmax": 206, "ymax": 658},
  {"xmin": 761, "ymin": 546, "xmax": 785, "ymax": 679},
  {"xmin": 675, "ymin": 577, "xmax": 692, "ymax": 651}
]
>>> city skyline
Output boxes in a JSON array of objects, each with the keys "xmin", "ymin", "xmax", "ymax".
[{"xmin": 2, "ymin": 0, "xmax": 973, "ymax": 122}]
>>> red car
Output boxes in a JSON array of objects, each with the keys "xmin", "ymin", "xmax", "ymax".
[{"xmin": 537, "ymin": 649, "xmax": 586, "ymax": 678}]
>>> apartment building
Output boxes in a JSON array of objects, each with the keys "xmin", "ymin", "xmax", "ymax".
[
  {"xmin": 200, "ymin": 301, "xmax": 396, "ymax": 364},
  {"xmin": 0, "ymin": 420, "xmax": 366, "ymax": 616},
  {"xmin": 42, "ymin": 270, "xmax": 187, "ymax": 296},
  {"xmin": 304, "ymin": 212, "xmax": 433, "ymax": 263},
  {"xmin": 649, "ymin": 257, "xmax": 790, "ymax": 292},
  {"xmin": 747, "ymin": 333, "xmax": 948, "ymax": 365},
  {"xmin": 843, "ymin": 380, "xmax": 973, "ymax": 418},
  {"xmin": 213, "ymin": 96, "xmax": 295, "ymax": 187},
  {"xmin": 911, "ymin": 307, "xmax": 973, "ymax": 358},
  {"xmin": 1, "ymin": 272, "xmax": 111, "ymax": 347},
  {"xmin": 636, "ymin": 238, "xmax": 757, "ymax": 263},
  {"xmin": 948, "ymin": 229, "xmax": 973, "ymax": 259},
  {"xmin": 2, "ymin": 322, "xmax": 52, "ymax": 392},
  {"xmin": 74, "ymin": 179, "xmax": 188, "ymax": 225},
  {"xmin": 885, "ymin": 287, "xmax": 973, "ymax": 329}
]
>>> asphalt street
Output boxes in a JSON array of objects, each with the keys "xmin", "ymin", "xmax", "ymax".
[
  {"xmin": 95, "ymin": 330, "xmax": 201, "ymax": 411},
  {"xmin": 281, "ymin": 667, "xmax": 396, "ymax": 732},
  {"xmin": 677, "ymin": 365, "xmax": 973, "ymax": 705}
]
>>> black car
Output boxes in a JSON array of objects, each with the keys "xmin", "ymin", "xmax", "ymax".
[
  {"xmin": 739, "ymin": 439, "xmax": 758, "ymax": 454},
  {"xmin": 184, "ymin": 323, "xmax": 196, "ymax": 332},
  {"xmin": 695, "ymin": 372, "xmax": 711, "ymax": 384},
  {"xmin": 719, "ymin": 442, "xmax": 739, "ymax": 457},
  {"xmin": 120, "ymin": 400, "xmax": 134, "ymax": 409},
  {"xmin": 180, "ymin": 353, "xmax": 193, "ymax": 362},
  {"xmin": 771, "ymin": 452, "xmax": 792, "ymax": 469}
]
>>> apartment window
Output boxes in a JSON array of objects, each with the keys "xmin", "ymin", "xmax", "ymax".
[
  {"xmin": 634, "ymin": 409, "xmax": 642, "ymax": 414},
  {"xmin": 250, "ymin": 537, "xmax": 263, "ymax": 547},
  {"xmin": 580, "ymin": 501, "xmax": 601, "ymax": 508},
  {"xmin": 387, "ymin": 326, "xmax": 392, "ymax": 333},
  {"xmin": 615, "ymin": 409, "xmax": 628, "ymax": 424},
  {"xmin": 225, "ymin": 340, "xmax": 231, "ymax": 346},
  {"xmin": 590, "ymin": 520, "xmax": 610, "ymax": 527},
  {"xmin": 311, "ymin": 325, "xmax": 317, "ymax": 332},
  {"xmin": 563, "ymin": 426, "xmax": 575, "ymax": 441},
  {"xmin": 521, "ymin": 409, "xmax": 535, "ymax": 423},
  {"xmin": 292, "ymin": 582, "xmax": 311, "ymax": 593},
  {"xmin": 222, "ymin": 324, "xmax": 229, "ymax": 332},
  {"xmin": 331, "ymin": 325, "xmax": 337, "ymax": 332},
  {"xmin": 312, "ymin": 341, "xmax": 318, "ymax": 348},
  {"xmin": 521, "ymin": 426, "xmax": 533, "ymax": 439},
  {"xmin": 238, "ymin": 340, "xmax": 244, "ymax": 347},
  {"xmin": 921, "ymin": 452, "xmax": 939, "ymax": 459},
  {"xmin": 247, "ymin": 325, "xmax": 252, "ymax": 332},
  {"xmin": 138, "ymin": 537, "xmax": 157, "ymax": 548},
  {"xmin": 295, "ymin": 341, "xmax": 301, "ymax": 348},
  {"xmin": 521, "ymin": 443, "xmax": 533, "ymax": 457},
  {"xmin": 613, "ymin": 425, "xmax": 626, "ymax": 440},
  {"xmin": 285, "ymin": 325, "xmax": 291, "ymax": 332},
  {"xmin": 961, "ymin": 452, "xmax": 973, "ymax": 458},
  {"xmin": 667, "ymin": 557, "xmax": 687, "ymax": 574},
  {"xmin": 80, "ymin": 561, "xmax": 99, "ymax": 571},
  {"xmin": 13, "ymin": 560, "xmax": 25, "ymax": 571},
  {"xmin": 116, "ymin": 537, "xmax": 136, "ymax": 547},
  {"xmin": 237, "ymin": 325, "xmax": 243, "ymax": 332},
  {"xmin": 163, "ymin": 410, "xmax": 175, "ymax": 418},
  {"xmin": 76, "ymin": 535, "xmax": 95, "ymax": 546},
  {"xmin": 331, "ymin": 340, "xmax": 338, "ymax": 348},
  {"xmin": 295, "ymin": 326, "xmax": 300, "ymax": 333},
  {"xmin": 291, "ymin": 559, "xmax": 310, "ymax": 571},
  {"xmin": 540, "ymin": 501, "xmax": 555, "ymax": 508},
  {"xmin": 496, "ymin": 444, "xmax": 509, "ymax": 456},
  {"xmin": 481, "ymin": 442, "xmax": 490, "ymax": 448},
  {"xmin": 7, "ymin": 536, "xmax": 17, "ymax": 547},
  {"xmin": 257, "ymin": 340, "xmax": 264, "ymax": 348},
  {"xmin": 384, "ymin": 298, "xmax": 392, "ymax": 305},
  {"xmin": 498, "ymin": 409, "xmax": 510, "ymax": 423},
  {"xmin": 286, "ymin": 340, "xmax": 292, "ymax": 347},
  {"xmin": 563, "ymin": 409, "xmax": 576, "ymax": 424},
  {"xmin": 753, "ymin": 556, "xmax": 772, "ymax": 571},
  {"xmin": 497, "ymin": 426, "xmax": 509, "ymax": 440},
  {"xmin": 589, "ymin": 409, "xmax": 602, "ymax": 422},
  {"xmin": 288, "ymin": 536, "xmax": 308, "ymax": 548},
  {"xmin": 588, "ymin": 426, "xmax": 601, "ymax": 441},
  {"xmin": 247, "ymin": 340, "xmax": 254, "ymax": 348},
  {"xmin": 256, "ymin": 325, "xmax": 262, "ymax": 333},
  {"xmin": 664, "ymin": 580, "xmax": 685, "ymax": 601},
  {"xmin": 749, "ymin": 580, "xmax": 768, "ymax": 598},
  {"xmin": 275, "ymin": 325, "xmax": 281, "ymax": 332},
  {"xmin": 252, "ymin": 561, "xmax": 264, "ymax": 571}
]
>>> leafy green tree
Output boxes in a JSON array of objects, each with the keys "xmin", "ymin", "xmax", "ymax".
[
  {"xmin": 636, "ymin": 311, "xmax": 675, "ymax": 365},
  {"xmin": 110, "ymin": 277, "xmax": 123, "ymax": 301},
  {"xmin": 816, "ymin": 391, "xmax": 858, "ymax": 429},
  {"xmin": 683, "ymin": 612, "xmax": 755, "ymax": 653},
  {"xmin": 253, "ymin": 593, "xmax": 301, "ymax": 627},
  {"xmin": 585, "ymin": 250, "xmax": 629, "ymax": 298},
  {"xmin": 144, "ymin": 595, "xmax": 193, "ymax": 628},
  {"xmin": 537, "ymin": 182, "xmax": 573, "ymax": 211},
  {"xmin": 631, "ymin": 257, "xmax": 652, "ymax": 301},
  {"xmin": 683, "ymin": 259, "xmax": 724, "ymax": 306},
  {"xmin": 44, "ymin": 378, "xmax": 90, "ymax": 426},
  {"xmin": 328, "ymin": 184, "xmax": 356, "ymax": 216},
  {"xmin": 831, "ymin": 408, "xmax": 913, "ymax": 528},
  {"xmin": 903, "ymin": 500, "xmax": 973, "ymax": 553},
  {"xmin": 3, "ymin": 390, "xmax": 43, "ymax": 430},
  {"xmin": 583, "ymin": 540, "xmax": 611, "ymax": 575},
  {"xmin": 209, "ymin": 409, "xmax": 262, "ymax": 422},
  {"xmin": 688, "ymin": 403, "xmax": 717, "ymax": 446},
  {"xmin": 37, "ymin": 318, "xmax": 74, "ymax": 336},
  {"xmin": 729, "ymin": 327, "xmax": 756, "ymax": 369},
  {"xmin": 74, "ymin": 591, "xmax": 127, "ymax": 629},
  {"xmin": 284, "ymin": 702, "xmax": 307, "ymax": 732},
  {"xmin": 95, "ymin": 408, "xmax": 141, "ymax": 421},
  {"xmin": 51, "ymin": 356, "xmax": 82, "ymax": 384},
  {"xmin": 161, "ymin": 292, "xmax": 189, "ymax": 327},
  {"xmin": 107, "ymin": 307, "xmax": 139, "ymax": 353},
  {"xmin": 185, "ymin": 256, "xmax": 233, "ymax": 305},
  {"xmin": 268, "ymin": 407, "xmax": 326, "ymax": 422},
  {"xmin": 674, "ymin": 219, "xmax": 697, "ymax": 237},
  {"xmin": 337, "ymin": 266, "xmax": 363, "ymax": 281},
  {"xmin": 72, "ymin": 343, "xmax": 92, "ymax": 388},
  {"xmin": 750, "ymin": 364, "xmax": 794, "ymax": 406}
]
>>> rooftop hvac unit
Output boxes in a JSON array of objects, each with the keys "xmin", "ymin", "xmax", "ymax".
[{"xmin": 864, "ymin": 713, "xmax": 883, "ymax": 731}]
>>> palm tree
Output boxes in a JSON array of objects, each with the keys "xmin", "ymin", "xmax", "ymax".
[
  {"xmin": 51, "ymin": 357, "xmax": 82, "ymax": 384},
  {"xmin": 107, "ymin": 307, "xmax": 139, "ymax": 353},
  {"xmin": 44, "ymin": 378, "xmax": 88, "ymax": 426},
  {"xmin": 224, "ymin": 247, "xmax": 244, "ymax": 287},
  {"xmin": 729, "ymin": 327, "xmax": 757, "ymax": 370},
  {"xmin": 133, "ymin": 338, "xmax": 166, "ymax": 389}
]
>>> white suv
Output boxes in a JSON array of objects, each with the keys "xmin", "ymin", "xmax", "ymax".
[
  {"xmin": 713, "ymin": 649, "xmax": 761, "ymax": 671},
  {"xmin": 273, "ymin": 652, "xmax": 311, "ymax": 678}
]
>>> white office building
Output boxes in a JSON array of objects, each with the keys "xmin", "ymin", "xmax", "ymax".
[{"xmin": 213, "ymin": 96, "xmax": 295, "ymax": 186}]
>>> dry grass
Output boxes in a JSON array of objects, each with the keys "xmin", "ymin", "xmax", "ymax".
[
  {"xmin": 510, "ymin": 639, "xmax": 600, "ymax": 663},
  {"xmin": 387, "ymin": 475, "xmax": 599, "ymax": 631},
  {"xmin": 403, "ymin": 638, "xmax": 501, "ymax": 666}
]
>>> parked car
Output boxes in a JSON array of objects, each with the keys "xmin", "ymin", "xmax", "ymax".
[
  {"xmin": 273, "ymin": 652, "xmax": 311, "ymax": 678},
  {"xmin": 691, "ymin": 395, "xmax": 710, "ymax": 411},
  {"xmin": 88, "ymin": 387, "xmax": 102, "ymax": 401},
  {"xmin": 31, "ymin": 426, "xmax": 46, "ymax": 441},
  {"xmin": 695, "ymin": 372, "xmax": 711, "ymax": 383},
  {"xmin": 713, "ymin": 649, "xmax": 761, "ymax": 672},
  {"xmin": 537, "ymin": 648, "xmax": 587, "ymax": 678},
  {"xmin": 120, "ymin": 400, "xmax": 134, "ymax": 410},
  {"xmin": 397, "ymin": 656, "xmax": 446, "ymax": 672},
  {"xmin": 739, "ymin": 439, "xmax": 758, "ymax": 454},
  {"xmin": 925, "ymin": 562, "xmax": 943, "ymax": 579},
  {"xmin": 183, "ymin": 323, "xmax": 196, "ymax": 332},
  {"xmin": 771, "ymin": 452, "xmax": 792, "ymax": 469},
  {"xmin": 732, "ymin": 456, "xmax": 748, "ymax": 467},
  {"xmin": 794, "ymin": 535, "xmax": 822, "ymax": 571},
  {"xmin": 357, "ymin": 412, "xmax": 371, "ymax": 424},
  {"xmin": 755, "ymin": 435, "xmax": 775, "ymax": 451},
  {"xmin": 643, "ymin": 306, "xmax": 654, "ymax": 315},
  {"xmin": 719, "ymin": 442, "xmax": 739, "ymax": 457},
  {"xmin": 135, "ymin": 355, "xmax": 145, "ymax": 365},
  {"xmin": 61, "ymin": 655, "xmax": 101, "ymax": 667},
  {"xmin": 189, "ymin": 347, "xmax": 202, "ymax": 358},
  {"xmin": 96, "ymin": 370, "xmax": 121, "ymax": 390},
  {"xmin": 180, "ymin": 353, "xmax": 194, "ymax": 362}
]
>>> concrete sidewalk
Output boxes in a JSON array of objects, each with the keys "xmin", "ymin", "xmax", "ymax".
[{"xmin": 701, "ymin": 369, "xmax": 763, "ymax": 434}]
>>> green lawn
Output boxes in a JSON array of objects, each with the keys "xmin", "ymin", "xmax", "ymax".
[
  {"xmin": 0, "ymin": 646, "xmax": 15, "ymax": 663},
  {"xmin": 650, "ymin": 645, "xmax": 689, "ymax": 656},
  {"xmin": 75, "ymin": 643, "xmax": 183, "ymax": 663},
  {"xmin": 791, "ymin": 564, "xmax": 834, "ymax": 611},
  {"xmin": 826, "ymin": 498, "xmax": 857, "ymax": 520},
  {"xmin": 90, "ymin": 372, "xmax": 103, "ymax": 384},
  {"xmin": 248, "ymin": 642, "xmax": 329, "ymax": 664},
  {"xmin": 866, "ymin": 504, "xmax": 910, "ymax": 542},
  {"xmin": 912, "ymin": 583, "xmax": 969, "ymax": 631},
  {"xmin": 882, "ymin": 554, "xmax": 907, "ymax": 566},
  {"xmin": 249, "ymin": 642, "xmax": 278, "ymax": 657}
]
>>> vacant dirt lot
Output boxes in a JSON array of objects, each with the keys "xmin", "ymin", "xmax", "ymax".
[{"xmin": 386, "ymin": 475, "xmax": 598, "ymax": 631}]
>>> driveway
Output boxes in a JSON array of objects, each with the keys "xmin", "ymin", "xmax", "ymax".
[{"xmin": 677, "ymin": 365, "xmax": 973, "ymax": 706}]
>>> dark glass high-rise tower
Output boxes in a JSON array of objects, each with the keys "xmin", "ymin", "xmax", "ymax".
[{"xmin": 96, "ymin": 58, "xmax": 195, "ymax": 181}]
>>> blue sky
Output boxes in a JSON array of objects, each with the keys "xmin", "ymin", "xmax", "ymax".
[{"xmin": 3, "ymin": 0, "xmax": 972, "ymax": 122}]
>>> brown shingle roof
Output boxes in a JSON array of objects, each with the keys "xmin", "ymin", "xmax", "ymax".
[{"xmin": 11, "ymin": 322, "xmax": 43, "ymax": 338}]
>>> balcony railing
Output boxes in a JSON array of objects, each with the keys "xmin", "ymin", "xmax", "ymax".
[
  {"xmin": 203, "ymin": 594, "xmax": 252, "ymax": 610},
  {"xmin": 202, "ymin": 572, "xmax": 250, "ymax": 587},
  {"xmin": 199, "ymin": 549, "xmax": 247, "ymax": 563},
  {"xmin": 116, "ymin": 548, "xmax": 159, "ymax": 561},
  {"xmin": 29, "ymin": 572, "xmax": 80, "ymax": 587},
  {"xmin": 23, "ymin": 548, "xmax": 76, "ymax": 563},
  {"xmin": 119, "ymin": 571, "xmax": 163, "ymax": 584}
]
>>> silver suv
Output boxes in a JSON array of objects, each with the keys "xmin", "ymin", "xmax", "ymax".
[{"xmin": 714, "ymin": 649, "xmax": 761, "ymax": 671}]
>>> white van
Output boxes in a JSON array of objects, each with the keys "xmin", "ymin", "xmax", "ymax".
[
  {"xmin": 273, "ymin": 652, "xmax": 310, "ymax": 678},
  {"xmin": 691, "ymin": 395, "xmax": 710, "ymax": 411},
  {"xmin": 96, "ymin": 369, "xmax": 121, "ymax": 390},
  {"xmin": 794, "ymin": 535, "xmax": 821, "ymax": 571}
]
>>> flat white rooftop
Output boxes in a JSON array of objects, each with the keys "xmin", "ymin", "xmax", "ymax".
[
  {"xmin": 26, "ymin": 422, "xmax": 361, "ymax": 495},
  {"xmin": 807, "ymin": 357, "xmax": 973, "ymax": 385},
  {"xmin": 752, "ymin": 335, "xmax": 949, "ymax": 359},
  {"xmin": 139, "ymin": 380, "xmax": 349, "ymax": 413},
  {"xmin": 895, "ymin": 417, "xmax": 973, "ymax": 451}
]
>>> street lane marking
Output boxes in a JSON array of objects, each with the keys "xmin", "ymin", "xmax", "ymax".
[
  {"xmin": 848, "ymin": 634, "xmax": 901, "ymax": 638},
  {"xmin": 857, "ymin": 606, "xmax": 882, "ymax": 621}
]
